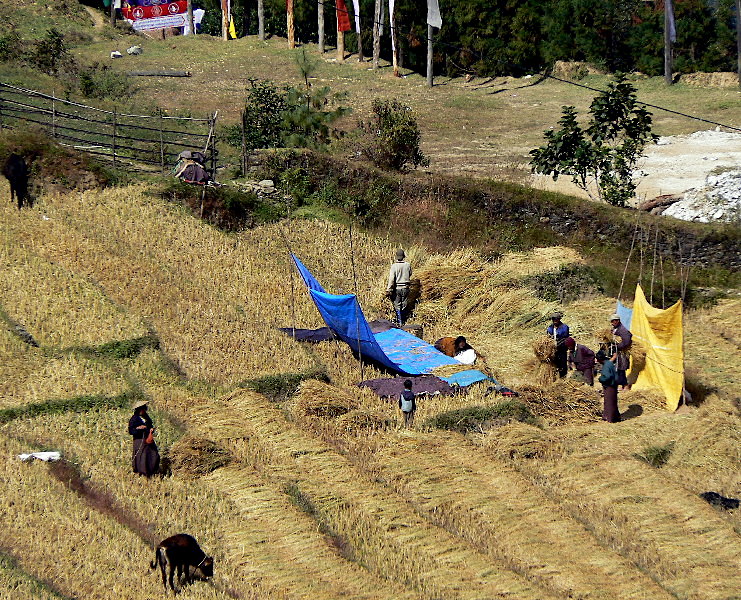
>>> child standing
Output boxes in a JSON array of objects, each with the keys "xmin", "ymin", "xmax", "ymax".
[{"xmin": 398, "ymin": 379, "xmax": 416, "ymax": 428}]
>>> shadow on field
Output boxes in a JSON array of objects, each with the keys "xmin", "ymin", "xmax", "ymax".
[
  {"xmin": 48, "ymin": 460, "xmax": 158, "ymax": 546},
  {"xmin": 620, "ymin": 404, "xmax": 644, "ymax": 421}
]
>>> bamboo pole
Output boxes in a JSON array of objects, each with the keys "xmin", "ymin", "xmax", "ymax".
[
  {"xmin": 318, "ymin": 0, "xmax": 325, "ymax": 54},
  {"xmin": 51, "ymin": 92, "xmax": 57, "ymax": 139},
  {"xmin": 349, "ymin": 222, "xmax": 365, "ymax": 381},
  {"xmin": 240, "ymin": 109, "xmax": 247, "ymax": 176}
]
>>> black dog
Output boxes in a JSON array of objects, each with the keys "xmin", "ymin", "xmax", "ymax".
[{"xmin": 2, "ymin": 153, "xmax": 30, "ymax": 209}]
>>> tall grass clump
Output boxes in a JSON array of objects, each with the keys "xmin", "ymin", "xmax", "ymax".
[
  {"xmin": 634, "ymin": 442, "xmax": 674, "ymax": 468},
  {"xmin": 425, "ymin": 400, "xmax": 536, "ymax": 433}
]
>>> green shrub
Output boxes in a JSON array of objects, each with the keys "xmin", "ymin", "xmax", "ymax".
[
  {"xmin": 0, "ymin": 31, "xmax": 24, "ymax": 62},
  {"xmin": 25, "ymin": 28, "xmax": 74, "ymax": 76},
  {"xmin": 358, "ymin": 98, "xmax": 429, "ymax": 171},
  {"xmin": 525, "ymin": 264, "xmax": 604, "ymax": 302},
  {"xmin": 425, "ymin": 400, "xmax": 536, "ymax": 434},
  {"xmin": 240, "ymin": 79, "xmax": 288, "ymax": 152},
  {"xmin": 634, "ymin": 442, "xmax": 674, "ymax": 468},
  {"xmin": 78, "ymin": 63, "xmax": 135, "ymax": 99}
]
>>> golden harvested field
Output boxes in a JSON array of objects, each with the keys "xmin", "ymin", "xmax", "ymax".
[{"xmin": 0, "ymin": 178, "xmax": 739, "ymax": 600}]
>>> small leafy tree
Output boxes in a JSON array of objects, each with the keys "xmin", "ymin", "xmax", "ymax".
[
  {"xmin": 529, "ymin": 75, "xmax": 656, "ymax": 207},
  {"xmin": 359, "ymin": 98, "xmax": 429, "ymax": 171},
  {"xmin": 241, "ymin": 79, "xmax": 288, "ymax": 152}
]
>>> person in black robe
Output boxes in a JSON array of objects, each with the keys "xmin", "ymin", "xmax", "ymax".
[{"xmin": 128, "ymin": 400, "xmax": 160, "ymax": 476}]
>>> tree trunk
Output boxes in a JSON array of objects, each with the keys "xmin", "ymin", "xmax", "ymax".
[
  {"xmin": 318, "ymin": 0, "xmax": 325, "ymax": 53},
  {"xmin": 737, "ymin": 0, "xmax": 741, "ymax": 87},
  {"xmin": 287, "ymin": 0, "xmax": 295, "ymax": 48},
  {"xmin": 390, "ymin": 2, "xmax": 399, "ymax": 76},
  {"xmin": 372, "ymin": 0, "xmax": 381, "ymax": 69},
  {"xmin": 109, "ymin": 0, "xmax": 116, "ymax": 28},
  {"xmin": 258, "ymin": 0, "xmax": 265, "ymax": 40}
]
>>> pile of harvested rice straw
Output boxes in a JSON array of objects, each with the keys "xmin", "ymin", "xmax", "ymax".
[
  {"xmin": 293, "ymin": 379, "xmax": 359, "ymax": 418},
  {"xmin": 168, "ymin": 436, "xmax": 231, "ymax": 478},
  {"xmin": 334, "ymin": 409, "xmax": 395, "ymax": 433},
  {"xmin": 530, "ymin": 336, "xmax": 558, "ymax": 386},
  {"xmin": 518, "ymin": 380, "xmax": 602, "ymax": 426}
]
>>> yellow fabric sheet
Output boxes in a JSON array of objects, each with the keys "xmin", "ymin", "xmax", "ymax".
[{"xmin": 629, "ymin": 285, "xmax": 684, "ymax": 410}]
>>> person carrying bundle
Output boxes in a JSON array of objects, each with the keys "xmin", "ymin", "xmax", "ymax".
[
  {"xmin": 387, "ymin": 249, "xmax": 412, "ymax": 325},
  {"xmin": 565, "ymin": 337, "xmax": 596, "ymax": 386},
  {"xmin": 609, "ymin": 313, "xmax": 633, "ymax": 390},
  {"xmin": 546, "ymin": 312, "xmax": 570, "ymax": 378}
]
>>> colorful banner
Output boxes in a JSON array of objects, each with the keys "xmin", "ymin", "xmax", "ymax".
[
  {"xmin": 122, "ymin": 0, "xmax": 187, "ymax": 30},
  {"xmin": 352, "ymin": 0, "xmax": 361, "ymax": 34},
  {"xmin": 336, "ymin": 0, "xmax": 352, "ymax": 32}
]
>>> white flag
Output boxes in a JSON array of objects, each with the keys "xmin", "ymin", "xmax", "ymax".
[
  {"xmin": 352, "ymin": 0, "xmax": 361, "ymax": 33},
  {"xmin": 427, "ymin": 0, "xmax": 442, "ymax": 29},
  {"xmin": 389, "ymin": 0, "xmax": 395, "ymax": 56}
]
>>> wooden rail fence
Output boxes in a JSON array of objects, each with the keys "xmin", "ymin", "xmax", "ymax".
[{"xmin": 0, "ymin": 82, "xmax": 218, "ymax": 176}]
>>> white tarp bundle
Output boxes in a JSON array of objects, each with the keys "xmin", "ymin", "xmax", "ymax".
[{"xmin": 18, "ymin": 451, "xmax": 61, "ymax": 462}]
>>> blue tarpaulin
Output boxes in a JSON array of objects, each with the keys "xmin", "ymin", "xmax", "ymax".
[
  {"xmin": 616, "ymin": 300, "xmax": 633, "ymax": 329},
  {"xmin": 292, "ymin": 254, "xmax": 489, "ymax": 386}
]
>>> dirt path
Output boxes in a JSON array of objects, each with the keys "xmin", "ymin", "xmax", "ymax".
[{"xmin": 83, "ymin": 5, "xmax": 106, "ymax": 29}]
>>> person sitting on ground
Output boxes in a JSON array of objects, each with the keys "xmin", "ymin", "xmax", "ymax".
[
  {"xmin": 434, "ymin": 335, "xmax": 477, "ymax": 364},
  {"xmin": 398, "ymin": 379, "xmax": 416, "ymax": 428},
  {"xmin": 387, "ymin": 249, "xmax": 412, "ymax": 326},
  {"xmin": 610, "ymin": 313, "xmax": 633, "ymax": 390},
  {"xmin": 546, "ymin": 311, "xmax": 570, "ymax": 378},
  {"xmin": 596, "ymin": 349, "xmax": 621, "ymax": 423},
  {"xmin": 565, "ymin": 337, "xmax": 596, "ymax": 386}
]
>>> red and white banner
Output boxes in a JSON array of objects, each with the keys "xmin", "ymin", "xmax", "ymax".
[{"xmin": 122, "ymin": 1, "xmax": 188, "ymax": 30}]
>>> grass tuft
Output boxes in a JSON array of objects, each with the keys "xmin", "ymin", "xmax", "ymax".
[
  {"xmin": 0, "ymin": 391, "xmax": 140, "ymax": 424},
  {"xmin": 239, "ymin": 369, "xmax": 330, "ymax": 402},
  {"xmin": 634, "ymin": 442, "xmax": 675, "ymax": 468}
]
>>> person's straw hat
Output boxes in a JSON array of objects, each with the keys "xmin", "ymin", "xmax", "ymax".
[{"xmin": 132, "ymin": 399, "xmax": 148, "ymax": 410}]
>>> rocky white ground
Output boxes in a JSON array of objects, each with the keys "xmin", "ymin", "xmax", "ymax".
[{"xmin": 531, "ymin": 129, "xmax": 741, "ymax": 223}]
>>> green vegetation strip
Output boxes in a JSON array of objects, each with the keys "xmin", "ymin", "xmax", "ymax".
[
  {"xmin": 425, "ymin": 400, "xmax": 537, "ymax": 433},
  {"xmin": 63, "ymin": 334, "xmax": 160, "ymax": 360},
  {"xmin": 0, "ymin": 391, "xmax": 141, "ymax": 424},
  {"xmin": 238, "ymin": 369, "xmax": 330, "ymax": 402}
]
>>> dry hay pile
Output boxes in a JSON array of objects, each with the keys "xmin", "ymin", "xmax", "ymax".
[
  {"xmin": 334, "ymin": 408, "xmax": 395, "ymax": 433},
  {"xmin": 480, "ymin": 421, "xmax": 559, "ymax": 459},
  {"xmin": 518, "ymin": 380, "xmax": 602, "ymax": 426},
  {"xmin": 168, "ymin": 435, "xmax": 231, "ymax": 478},
  {"xmin": 594, "ymin": 329, "xmax": 647, "ymax": 374},
  {"xmin": 292, "ymin": 379, "xmax": 359, "ymax": 419},
  {"xmin": 680, "ymin": 72, "xmax": 740, "ymax": 88},
  {"xmin": 413, "ymin": 247, "xmax": 581, "ymax": 330},
  {"xmin": 528, "ymin": 336, "xmax": 558, "ymax": 386}
]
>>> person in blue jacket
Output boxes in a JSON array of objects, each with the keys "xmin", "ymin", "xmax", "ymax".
[
  {"xmin": 596, "ymin": 349, "xmax": 621, "ymax": 423},
  {"xmin": 546, "ymin": 311, "xmax": 570, "ymax": 378}
]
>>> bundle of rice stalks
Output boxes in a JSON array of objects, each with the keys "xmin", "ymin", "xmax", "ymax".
[
  {"xmin": 334, "ymin": 408, "xmax": 395, "ymax": 433},
  {"xmin": 518, "ymin": 380, "xmax": 601, "ymax": 426},
  {"xmin": 594, "ymin": 327, "xmax": 614, "ymax": 345},
  {"xmin": 480, "ymin": 421, "xmax": 558, "ymax": 459},
  {"xmin": 528, "ymin": 336, "xmax": 558, "ymax": 386},
  {"xmin": 293, "ymin": 379, "xmax": 359, "ymax": 419},
  {"xmin": 168, "ymin": 436, "xmax": 231, "ymax": 478}
]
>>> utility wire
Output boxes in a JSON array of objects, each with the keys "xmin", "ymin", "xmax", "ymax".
[{"xmin": 308, "ymin": 0, "xmax": 741, "ymax": 133}]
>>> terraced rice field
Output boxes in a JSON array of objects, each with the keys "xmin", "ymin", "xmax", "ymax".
[{"xmin": 0, "ymin": 184, "xmax": 738, "ymax": 600}]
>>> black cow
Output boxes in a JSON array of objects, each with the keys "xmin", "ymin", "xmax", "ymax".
[
  {"xmin": 2, "ymin": 153, "xmax": 30, "ymax": 209},
  {"xmin": 150, "ymin": 533, "xmax": 214, "ymax": 594}
]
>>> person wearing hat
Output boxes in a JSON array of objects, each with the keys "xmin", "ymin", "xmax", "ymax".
[
  {"xmin": 596, "ymin": 349, "xmax": 620, "ymax": 422},
  {"xmin": 386, "ymin": 248, "xmax": 412, "ymax": 325},
  {"xmin": 546, "ymin": 311, "xmax": 570, "ymax": 378},
  {"xmin": 128, "ymin": 399, "xmax": 160, "ymax": 477},
  {"xmin": 609, "ymin": 313, "xmax": 633, "ymax": 390}
]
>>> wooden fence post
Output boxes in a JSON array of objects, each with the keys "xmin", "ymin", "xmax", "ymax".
[
  {"xmin": 112, "ymin": 108, "xmax": 117, "ymax": 168},
  {"xmin": 240, "ymin": 109, "xmax": 247, "ymax": 176},
  {"xmin": 158, "ymin": 109, "xmax": 165, "ymax": 172},
  {"xmin": 51, "ymin": 92, "xmax": 57, "ymax": 138}
]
